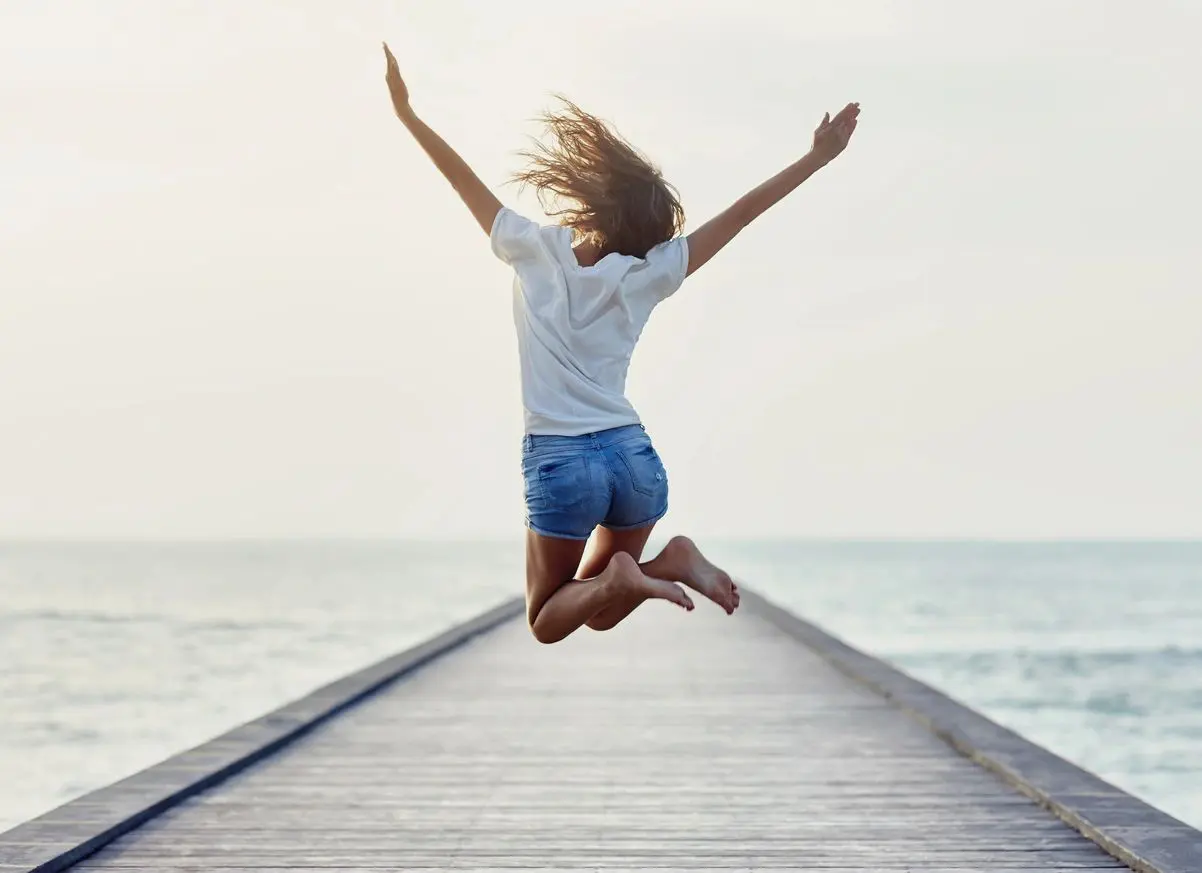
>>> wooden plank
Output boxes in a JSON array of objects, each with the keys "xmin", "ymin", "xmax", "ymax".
[
  {"xmin": 9, "ymin": 587, "xmax": 1195, "ymax": 871},
  {"xmin": 57, "ymin": 601, "xmax": 1133, "ymax": 872},
  {"xmin": 0, "ymin": 598, "xmax": 523, "ymax": 873},
  {"xmin": 743, "ymin": 589, "xmax": 1201, "ymax": 873}
]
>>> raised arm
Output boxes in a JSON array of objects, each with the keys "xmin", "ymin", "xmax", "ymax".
[
  {"xmin": 685, "ymin": 102, "xmax": 860, "ymax": 277},
  {"xmin": 383, "ymin": 43, "xmax": 502, "ymax": 235}
]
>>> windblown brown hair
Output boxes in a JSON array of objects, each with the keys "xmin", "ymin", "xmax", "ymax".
[{"xmin": 512, "ymin": 96, "xmax": 685, "ymax": 260}]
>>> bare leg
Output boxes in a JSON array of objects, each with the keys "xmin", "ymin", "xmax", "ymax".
[
  {"xmin": 583, "ymin": 530, "xmax": 741, "ymax": 631},
  {"xmin": 578, "ymin": 524, "xmax": 658, "ymax": 631},
  {"xmin": 524, "ymin": 529, "xmax": 694, "ymax": 645}
]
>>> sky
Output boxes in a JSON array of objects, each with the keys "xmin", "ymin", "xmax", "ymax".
[{"xmin": 1, "ymin": 0, "xmax": 1199, "ymax": 540}]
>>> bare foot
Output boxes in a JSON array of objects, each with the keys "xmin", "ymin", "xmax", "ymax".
[
  {"xmin": 607, "ymin": 552, "xmax": 694, "ymax": 612},
  {"xmin": 655, "ymin": 536, "xmax": 739, "ymax": 614}
]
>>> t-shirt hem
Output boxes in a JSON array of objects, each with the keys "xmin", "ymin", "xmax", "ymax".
[{"xmin": 523, "ymin": 415, "xmax": 643, "ymax": 438}]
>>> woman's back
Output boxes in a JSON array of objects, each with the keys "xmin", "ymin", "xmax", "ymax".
[{"xmin": 491, "ymin": 207, "xmax": 688, "ymax": 437}]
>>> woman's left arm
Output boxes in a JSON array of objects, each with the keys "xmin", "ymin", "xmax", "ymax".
[
  {"xmin": 383, "ymin": 43, "xmax": 502, "ymax": 235},
  {"xmin": 685, "ymin": 102, "xmax": 860, "ymax": 277}
]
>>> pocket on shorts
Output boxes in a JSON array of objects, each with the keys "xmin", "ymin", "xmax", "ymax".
[
  {"xmin": 616, "ymin": 441, "xmax": 667, "ymax": 497},
  {"xmin": 536, "ymin": 454, "xmax": 592, "ymax": 509}
]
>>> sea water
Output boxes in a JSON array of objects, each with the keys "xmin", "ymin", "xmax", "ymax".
[{"xmin": 1, "ymin": 539, "xmax": 1199, "ymax": 832}]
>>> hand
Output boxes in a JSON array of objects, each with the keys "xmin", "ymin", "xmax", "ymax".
[
  {"xmin": 382, "ymin": 42, "xmax": 413, "ymax": 121},
  {"xmin": 810, "ymin": 102, "xmax": 860, "ymax": 165}
]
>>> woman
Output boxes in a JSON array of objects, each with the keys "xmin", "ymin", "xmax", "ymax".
[{"xmin": 382, "ymin": 43, "xmax": 859, "ymax": 644}]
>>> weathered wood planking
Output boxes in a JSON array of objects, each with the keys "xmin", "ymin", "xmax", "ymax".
[
  {"xmin": 743, "ymin": 590, "xmax": 1202, "ymax": 873},
  {"xmin": 0, "ymin": 598, "xmax": 524, "ymax": 873},
  {"xmin": 39, "ymin": 598, "xmax": 1137, "ymax": 871}
]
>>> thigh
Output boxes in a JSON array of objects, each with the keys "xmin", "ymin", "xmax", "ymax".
[
  {"xmin": 602, "ymin": 434, "xmax": 669, "ymax": 532},
  {"xmin": 524, "ymin": 529, "xmax": 590, "ymax": 625}
]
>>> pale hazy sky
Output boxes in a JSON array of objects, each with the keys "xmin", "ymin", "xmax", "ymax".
[{"xmin": 2, "ymin": 1, "xmax": 1199, "ymax": 539}]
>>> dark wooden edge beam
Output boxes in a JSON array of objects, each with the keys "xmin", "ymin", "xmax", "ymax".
[
  {"xmin": 0, "ymin": 596, "xmax": 525, "ymax": 873},
  {"xmin": 742, "ymin": 587, "xmax": 1202, "ymax": 873}
]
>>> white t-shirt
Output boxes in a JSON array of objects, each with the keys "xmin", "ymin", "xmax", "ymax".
[{"xmin": 490, "ymin": 207, "xmax": 689, "ymax": 436}]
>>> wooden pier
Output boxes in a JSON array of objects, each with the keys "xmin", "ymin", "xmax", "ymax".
[{"xmin": 2, "ymin": 589, "xmax": 1199, "ymax": 872}]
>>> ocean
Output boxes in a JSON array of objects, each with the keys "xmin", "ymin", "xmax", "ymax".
[{"xmin": 1, "ymin": 539, "xmax": 1200, "ymax": 833}]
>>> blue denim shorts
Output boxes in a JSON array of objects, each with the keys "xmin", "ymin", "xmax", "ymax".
[{"xmin": 521, "ymin": 424, "xmax": 669, "ymax": 540}]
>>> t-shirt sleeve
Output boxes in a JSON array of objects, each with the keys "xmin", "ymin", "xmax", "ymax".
[
  {"xmin": 633, "ymin": 236, "xmax": 690, "ymax": 302},
  {"xmin": 490, "ymin": 207, "xmax": 543, "ymax": 266}
]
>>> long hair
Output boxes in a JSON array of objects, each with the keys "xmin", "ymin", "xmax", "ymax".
[{"xmin": 511, "ymin": 96, "xmax": 685, "ymax": 259}]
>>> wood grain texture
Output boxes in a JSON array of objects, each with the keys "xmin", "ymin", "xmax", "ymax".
[
  {"xmin": 743, "ymin": 589, "xmax": 1202, "ymax": 873},
  {"xmin": 61, "ymin": 600, "xmax": 1128, "ymax": 871},
  {"xmin": 0, "ymin": 597, "xmax": 523, "ymax": 873}
]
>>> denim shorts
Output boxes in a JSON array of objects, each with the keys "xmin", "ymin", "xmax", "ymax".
[{"xmin": 521, "ymin": 424, "xmax": 669, "ymax": 540}]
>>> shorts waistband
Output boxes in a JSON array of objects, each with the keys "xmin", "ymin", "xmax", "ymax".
[{"xmin": 523, "ymin": 423, "xmax": 646, "ymax": 453}]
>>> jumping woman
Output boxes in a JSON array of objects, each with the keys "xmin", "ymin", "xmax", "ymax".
[{"xmin": 382, "ymin": 43, "xmax": 859, "ymax": 644}]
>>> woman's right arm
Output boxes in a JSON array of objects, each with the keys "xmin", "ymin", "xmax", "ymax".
[
  {"xmin": 685, "ymin": 102, "xmax": 860, "ymax": 277},
  {"xmin": 383, "ymin": 43, "xmax": 502, "ymax": 237}
]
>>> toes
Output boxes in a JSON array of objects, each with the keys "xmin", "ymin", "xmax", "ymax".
[
  {"xmin": 719, "ymin": 574, "xmax": 738, "ymax": 613},
  {"xmin": 669, "ymin": 583, "xmax": 695, "ymax": 611}
]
